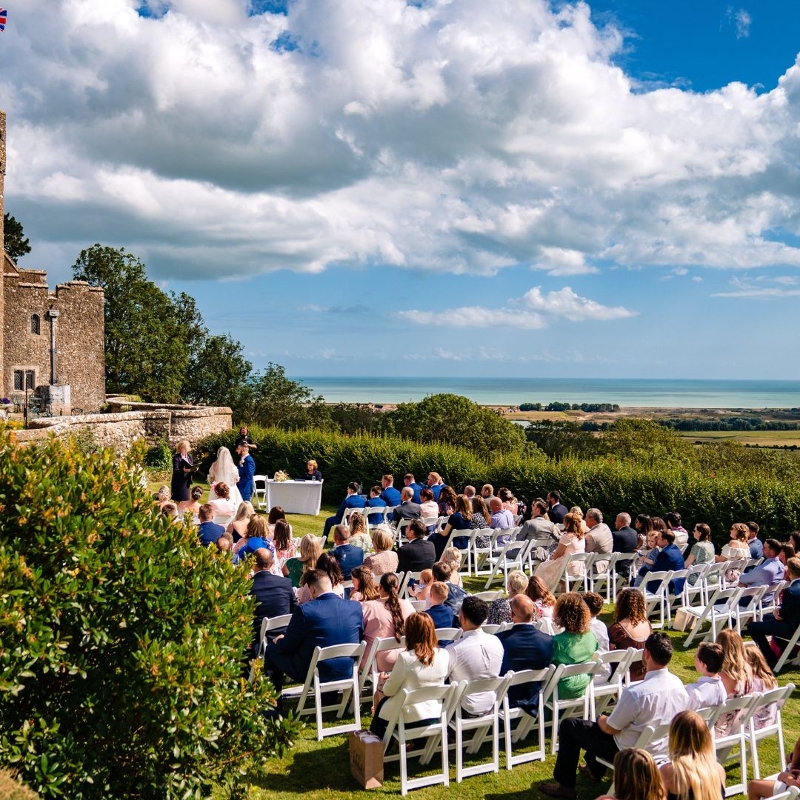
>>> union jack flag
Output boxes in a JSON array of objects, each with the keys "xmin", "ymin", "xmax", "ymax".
[{"xmin": 0, "ymin": 9, "xmax": 6, "ymax": 32}]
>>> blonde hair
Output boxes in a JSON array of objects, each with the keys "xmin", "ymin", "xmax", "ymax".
[
  {"xmin": 441, "ymin": 547, "xmax": 462, "ymax": 573},
  {"xmin": 349, "ymin": 511, "xmax": 367, "ymax": 537},
  {"xmin": 745, "ymin": 647, "xmax": 777, "ymax": 690},
  {"xmin": 298, "ymin": 533, "xmax": 323, "ymax": 568},
  {"xmin": 233, "ymin": 501, "xmax": 254, "ymax": 522},
  {"xmin": 506, "ymin": 570, "xmax": 528, "ymax": 596},
  {"xmin": 176, "ymin": 439, "xmax": 190, "ymax": 452},
  {"xmin": 612, "ymin": 748, "xmax": 665, "ymax": 800},
  {"xmin": 429, "ymin": 581, "xmax": 449, "ymax": 602},
  {"xmin": 716, "ymin": 629, "xmax": 752, "ymax": 689},
  {"xmin": 563, "ymin": 511, "xmax": 585, "ymax": 538},
  {"xmin": 371, "ymin": 525, "xmax": 394, "ymax": 552},
  {"xmin": 246, "ymin": 515, "xmax": 268, "ymax": 540},
  {"xmin": 668, "ymin": 711, "xmax": 720, "ymax": 800}
]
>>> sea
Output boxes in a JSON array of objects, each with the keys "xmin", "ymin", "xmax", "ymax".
[{"xmin": 297, "ymin": 377, "xmax": 800, "ymax": 409}]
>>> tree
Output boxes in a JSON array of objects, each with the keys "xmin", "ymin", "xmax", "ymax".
[
  {"xmin": 525, "ymin": 420, "xmax": 604, "ymax": 460},
  {"xmin": 236, "ymin": 363, "xmax": 330, "ymax": 429},
  {"xmin": 0, "ymin": 428, "xmax": 296, "ymax": 799},
  {"xmin": 181, "ymin": 333, "xmax": 253, "ymax": 407},
  {"xmin": 4, "ymin": 213, "xmax": 31, "ymax": 261},
  {"xmin": 377, "ymin": 393, "xmax": 526, "ymax": 459}
]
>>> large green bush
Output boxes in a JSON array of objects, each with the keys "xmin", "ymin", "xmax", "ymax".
[
  {"xmin": 0, "ymin": 428, "xmax": 296, "ymax": 799},
  {"xmin": 196, "ymin": 425, "xmax": 800, "ymax": 544}
]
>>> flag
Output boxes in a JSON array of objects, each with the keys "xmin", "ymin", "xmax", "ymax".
[{"xmin": 0, "ymin": 9, "xmax": 7, "ymax": 31}]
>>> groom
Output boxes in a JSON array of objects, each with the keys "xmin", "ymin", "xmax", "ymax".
[{"xmin": 236, "ymin": 443, "xmax": 256, "ymax": 502}]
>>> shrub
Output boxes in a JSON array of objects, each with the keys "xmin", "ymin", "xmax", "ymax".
[
  {"xmin": 144, "ymin": 437, "xmax": 172, "ymax": 471},
  {"xmin": 0, "ymin": 427, "xmax": 297, "ymax": 799}
]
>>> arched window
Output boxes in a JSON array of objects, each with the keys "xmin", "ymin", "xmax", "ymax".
[{"xmin": 30, "ymin": 314, "xmax": 40, "ymax": 335}]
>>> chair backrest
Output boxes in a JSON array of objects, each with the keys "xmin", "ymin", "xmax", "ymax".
[
  {"xmin": 434, "ymin": 627, "xmax": 462, "ymax": 642},
  {"xmin": 706, "ymin": 692, "xmax": 759, "ymax": 741},
  {"xmin": 451, "ymin": 675, "xmax": 510, "ymax": 719},
  {"xmin": 474, "ymin": 590, "xmax": 504, "ymax": 601},
  {"xmin": 765, "ymin": 786, "xmax": 800, "ymax": 800},
  {"xmin": 382, "ymin": 684, "xmax": 456, "ymax": 747},
  {"xmin": 265, "ymin": 613, "xmax": 292, "ymax": 632}
]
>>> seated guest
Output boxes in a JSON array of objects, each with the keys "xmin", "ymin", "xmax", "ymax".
[
  {"xmin": 232, "ymin": 514, "xmax": 269, "ymax": 560},
  {"xmin": 747, "ymin": 556, "xmax": 800, "ymax": 669},
  {"xmin": 748, "ymin": 520, "xmax": 763, "ymax": 559},
  {"xmin": 331, "ymin": 524, "xmax": 364, "ymax": 579},
  {"xmin": 782, "ymin": 543, "xmax": 796, "ymax": 567},
  {"xmin": 738, "ymin": 537, "xmax": 785, "ymax": 600},
  {"xmin": 379, "ymin": 473, "xmax": 402, "ymax": 507},
  {"xmin": 596, "ymin": 748, "xmax": 665, "ymax": 800},
  {"xmin": 403, "ymin": 472, "xmax": 424, "ymax": 504},
  {"xmin": 612, "ymin": 512, "xmax": 639, "ymax": 576},
  {"xmin": 161, "ymin": 502, "xmax": 179, "ymax": 521},
  {"xmin": 272, "ymin": 520, "xmax": 296, "ymax": 569},
  {"xmin": 429, "ymin": 494, "xmax": 472, "ymax": 559},
  {"xmin": 748, "ymin": 736, "xmax": 800, "ymax": 800},
  {"xmin": 369, "ymin": 613, "xmax": 450, "ymax": 739},
  {"xmin": 349, "ymin": 565, "xmax": 380, "ymax": 603},
  {"xmin": 547, "ymin": 491, "xmax": 569, "ymax": 525},
  {"xmin": 197, "ymin": 503, "xmax": 225, "ymax": 547},
  {"xmin": 424, "ymin": 582, "xmax": 456, "ymax": 630},
  {"xmin": 361, "ymin": 573, "xmax": 415, "ymax": 670},
  {"xmin": 297, "ymin": 552, "xmax": 345, "ymax": 604},
  {"xmin": 496, "ymin": 594, "xmax": 554, "ymax": 711},
  {"xmin": 525, "ymin": 575, "xmax": 557, "ymax": 622},
  {"xmin": 425, "ymin": 471, "xmax": 446, "ymax": 502},
  {"xmin": 470, "ymin": 496, "xmax": 493, "ymax": 549},
  {"xmin": 283, "ymin": 533, "xmax": 322, "ymax": 588},
  {"xmin": 583, "ymin": 592, "xmax": 609, "ymax": 651},
  {"xmin": 638, "ymin": 529, "xmax": 686, "ymax": 593},
  {"xmin": 418, "ymin": 488, "xmax": 439, "ymax": 520},
  {"xmin": 463, "ymin": 485, "xmax": 476, "ymax": 499},
  {"xmin": 208, "ymin": 482, "xmax": 236, "ymax": 517},
  {"xmin": 715, "ymin": 629, "xmax": 754, "ymax": 737},
  {"xmin": 155, "ymin": 485, "xmax": 171, "ymax": 509},
  {"xmin": 410, "ymin": 568, "xmax": 434, "ymax": 607},
  {"xmin": 585, "ymin": 508, "xmax": 613, "ymax": 573},
  {"xmin": 539, "ymin": 632, "xmax": 689, "ymax": 799},
  {"xmin": 498, "ymin": 487, "xmax": 518, "ymax": 516},
  {"xmin": 686, "ymin": 642, "xmax": 727, "ymax": 710},
  {"xmin": 436, "ymin": 485, "xmax": 458, "ymax": 517},
  {"xmin": 441, "ymin": 547, "xmax": 464, "ymax": 588},
  {"xmin": 264, "ymin": 569, "xmax": 363, "ymax": 700},
  {"xmin": 322, "ymin": 481, "xmax": 366, "ymax": 544},
  {"xmin": 446, "ymin": 596, "xmax": 504, "ymax": 715},
  {"xmin": 300, "ymin": 459, "xmax": 322, "ymax": 481},
  {"xmin": 480, "ymin": 484, "xmax": 497, "ymax": 505},
  {"xmin": 397, "ymin": 519, "xmax": 436, "ymax": 574},
  {"xmin": 347, "ymin": 511, "xmax": 372, "ymax": 553},
  {"xmin": 490, "ymin": 497, "xmax": 515, "ymax": 532},
  {"xmin": 250, "ymin": 548, "xmax": 296, "ymax": 653},
  {"xmin": 432, "ymin": 561, "xmax": 467, "ymax": 617},
  {"xmin": 366, "ymin": 485, "xmax": 388, "ymax": 525},
  {"xmin": 665, "ymin": 511, "xmax": 690, "ymax": 553},
  {"xmin": 534, "ymin": 511, "xmax": 586, "ymax": 592},
  {"xmin": 391, "ymin": 487, "xmax": 421, "ymax": 524},
  {"xmin": 715, "ymin": 522, "xmax": 751, "ymax": 583},
  {"xmin": 267, "ymin": 506, "xmax": 291, "ymax": 538},
  {"xmin": 684, "ymin": 522, "xmax": 716, "ymax": 570},
  {"xmin": 551, "ymin": 593, "xmax": 599, "ymax": 699},
  {"xmin": 660, "ymin": 711, "xmax": 726, "ymax": 800},
  {"xmin": 746, "ymin": 647, "xmax": 779, "ymax": 731},
  {"xmin": 518, "ymin": 498, "xmax": 560, "ymax": 544},
  {"xmin": 178, "ymin": 485, "xmax": 205, "ymax": 522},
  {"xmin": 608, "ymin": 588, "xmax": 652, "ymax": 682},
  {"xmin": 363, "ymin": 525, "xmax": 399, "ymax": 576},
  {"xmin": 226, "ymin": 501, "xmax": 255, "ymax": 544}
]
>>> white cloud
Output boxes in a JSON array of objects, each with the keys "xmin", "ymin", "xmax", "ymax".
[
  {"xmin": 397, "ymin": 286, "xmax": 636, "ymax": 329},
  {"xmin": 4, "ymin": 0, "xmax": 800, "ymax": 281},
  {"xmin": 713, "ymin": 288, "xmax": 800, "ymax": 298},
  {"xmin": 726, "ymin": 7, "xmax": 752, "ymax": 39}
]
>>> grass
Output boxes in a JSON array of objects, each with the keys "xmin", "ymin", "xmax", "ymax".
[
  {"xmin": 677, "ymin": 430, "xmax": 800, "ymax": 448},
  {"xmin": 145, "ymin": 479, "xmax": 799, "ymax": 798}
]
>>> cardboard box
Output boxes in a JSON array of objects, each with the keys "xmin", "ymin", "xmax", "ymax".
[{"xmin": 349, "ymin": 730, "xmax": 384, "ymax": 789}]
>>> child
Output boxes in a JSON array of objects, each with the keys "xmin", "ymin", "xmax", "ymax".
[
  {"xmin": 583, "ymin": 592, "xmax": 609, "ymax": 650},
  {"xmin": 410, "ymin": 568, "xmax": 434, "ymax": 607},
  {"xmin": 746, "ymin": 646, "xmax": 779, "ymax": 730},
  {"xmin": 424, "ymin": 581, "xmax": 456, "ymax": 640},
  {"xmin": 686, "ymin": 642, "xmax": 727, "ymax": 710}
]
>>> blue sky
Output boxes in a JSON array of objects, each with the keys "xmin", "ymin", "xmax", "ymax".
[{"xmin": 4, "ymin": 0, "xmax": 800, "ymax": 379}]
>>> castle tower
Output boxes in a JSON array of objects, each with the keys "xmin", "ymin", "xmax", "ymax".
[{"xmin": 0, "ymin": 110, "xmax": 5, "ymax": 387}]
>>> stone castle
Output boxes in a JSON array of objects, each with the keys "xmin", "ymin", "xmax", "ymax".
[{"xmin": 0, "ymin": 110, "xmax": 106, "ymax": 413}]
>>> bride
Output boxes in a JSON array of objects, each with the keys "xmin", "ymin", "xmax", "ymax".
[{"xmin": 208, "ymin": 446, "xmax": 243, "ymax": 509}]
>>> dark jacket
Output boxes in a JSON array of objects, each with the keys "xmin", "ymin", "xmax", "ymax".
[
  {"xmin": 332, "ymin": 543, "xmax": 364, "ymax": 579},
  {"xmin": 250, "ymin": 571, "xmax": 297, "ymax": 653},
  {"xmin": 198, "ymin": 520, "xmax": 224, "ymax": 547},
  {"xmin": 397, "ymin": 537, "xmax": 436, "ymax": 573},
  {"xmin": 392, "ymin": 501, "xmax": 421, "ymax": 523},
  {"xmin": 497, "ymin": 624, "xmax": 554, "ymax": 711}
]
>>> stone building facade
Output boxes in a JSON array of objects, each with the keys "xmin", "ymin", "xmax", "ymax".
[{"xmin": 1, "ymin": 110, "xmax": 106, "ymax": 412}]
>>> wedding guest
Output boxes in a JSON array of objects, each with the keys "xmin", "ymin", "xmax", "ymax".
[
  {"xmin": 226, "ymin": 501, "xmax": 255, "ymax": 544},
  {"xmin": 300, "ymin": 459, "xmax": 322, "ymax": 481},
  {"xmin": 595, "ymin": 748, "xmax": 665, "ymax": 800},
  {"xmin": 178, "ymin": 485, "xmax": 204, "ymax": 521},
  {"xmin": 363, "ymin": 525, "xmax": 399, "ymax": 577},
  {"xmin": 208, "ymin": 482, "xmax": 236, "ymax": 517},
  {"xmin": 283, "ymin": 533, "xmax": 322, "ymax": 588},
  {"xmin": 349, "ymin": 565, "xmax": 381, "ymax": 603}
]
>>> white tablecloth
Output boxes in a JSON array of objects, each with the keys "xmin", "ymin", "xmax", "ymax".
[{"xmin": 265, "ymin": 480, "xmax": 323, "ymax": 515}]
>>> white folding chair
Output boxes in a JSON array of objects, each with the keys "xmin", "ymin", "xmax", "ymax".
[
  {"xmin": 281, "ymin": 642, "xmax": 366, "ymax": 741},
  {"xmin": 252, "ymin": 475, "xmax": 267, "ymax": 509},
  {"xmin": 434, "ymin": 627, "xmax": 462, "ymax": 644},
  {"xmin": 681, "ymin": 563, "xmax": 710, "ymax": 608},
  {"xmin": 734, "ymin": 585, "xmax": 767, "ymax": 634},
  {"xmin": 641, "ymin": 570, "xmax": 675, "ymax": 629},
  {"xmin": 355, "ymin": 635, "xmax": 405, "ymax": 709},
  {"xmin": 608, "ymin": 552, "xmax": 639, "ymax": 599},
  {"xmin": 499, "ymin": 667, "xmax": 553, "ymax": 768},
  {"xmin": 748, "ymin": 683, "xmax": 795, "ymax": 779},
  {"xmin": 595, "ymin": 721, "xmax": 667, "ymax": 775},
  {"xmin": 543, "ymin": 661, "xmax": 604, "ymax": 754},
  {"xmin": 591, "ymin": 649, "xmax": 636, "ymax": 718},
  {"xmin": 706, "ymin": 692, "xmax": 760, "ymax": 797},
  {"xmin": 483, "ymin": 538, "xmax": 534, "ymax": 589},
  {"xmin": 380, "ymin": 684, "xmax": 455, "ymax": 795},
  {"xmin": 760, "ymin": 580, "xmax": 788, "ymax": 620},
  {"xmin": 474, "ymin": 590, "xmax": 504, "ymax": 602},
  {"xmin": 588, "ymin": 552, "xmax": 619, "ymax": 602},
  {"xmin": 763, "ymin": 787, "xmax": 800, "ymax": 800},
  {"xmin": 396, "ymin": 571, "xmax": 421, "ymax": 600},
  {"xmin": 682, "ymin": 586, "xmax": 743, "ymax": 648},
  {"xmin": 472, "ymin": 528, "xmax": 505, "ymax": 576},
  {"xmin": 448, "ymin": 676, "xmax": 510, "ymax": 781},
  {"xmin": 562, "ymin": 552, "xmax": 594, "ymax": 593},
  {"xmin": 249, "ymin": 613, "xmax": 293, "ymax": 683}
]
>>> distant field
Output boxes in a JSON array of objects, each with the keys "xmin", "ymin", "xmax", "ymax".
[{"xmin": 678, "ymin": 429, "xmax": 800, "ymax": 447}]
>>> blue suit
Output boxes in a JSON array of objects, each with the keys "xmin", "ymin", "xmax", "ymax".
[
  {"xmin": 265, "ymin": 592, "xmax": 364, "ymax": 692},
  {"xmin": 748, "ymin": 579, "xmax": 800, "ymax": 668},
  {"xmin": 250, "ymin": 571, "xmax": 297, "ymax": 654},
  {"xmin": 366, "ymin": 497, "xmax": 388, "ymax": 525},
  {"xmin": 406, "ymin": 482, "xmax": 423, "ymax": 504},
  {"xmin": 198, "ymin": 520, "xmax": 224, "ymax": 547},
  {"xmin": 322, "ymin": 492, "xmax": 367, "ymax": 542},
  {"xmin": 380, "ymin": 486, "xmax": 402, "ymax": 507},
  {"xmin": 237, "ymin": 454, "xmax": 256, "ymax": 501},
  {"xmin": 496, "ymin": 623, "xmax": 554, "ymax": 710},
  {"xmin": 332, "ymin": 543, "xmax": 364, "ymax": 579},
  {"xmin": 641, "ymin": 542, "xmax": 685, "ymax": 594}
]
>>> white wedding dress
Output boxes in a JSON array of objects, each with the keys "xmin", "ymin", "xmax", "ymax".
[{"xmin": 207, "ymin": 446, "xmax": 243, "ymax": 509}]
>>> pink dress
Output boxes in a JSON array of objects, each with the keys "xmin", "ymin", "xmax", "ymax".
[
  {"xmin": 361, "ymin": 598, "xmax": 416, "ymax": 670},
  {"xmin": 534, "ymin": 532, "xmax": 586, "ymax": 591}
]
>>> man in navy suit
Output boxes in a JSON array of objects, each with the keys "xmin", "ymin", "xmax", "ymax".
[
  {"xmin": 197, "ymin": 503, "xmax": 225, "ymax": 547},
  {"xmin": 748, "ymin": 557, "xmax": 800, "ymax": 669},
  {"xmin": 496, "ymin": 595, "xmax": 554, "ymax": 711},
  {"xmin": 236, "ymin": 443, "xmax": 256, "ymax": 502},
  {"xmin": 250, "ymin": 548, "xmax": 296, "ymax": 655},
  {"xmin": 366, "ymin": 485, "xmax": 388, "ymax": 525},
  {"xmin": 331, "ymin": 525, "xmax": 364, "ymax": 579},
  {"xmin": 379, "ymin": 473, "xmax": 402, "ymax": 507},
  {"xmin": 322, "ymin": 481, "xmax": 366, "ymax": 543},
  {"xmin": 403, "ymin": 473, "xmax": 424, "ymax": 504},
  {"xmin": 264, "ymin": 570, "xmax": 364, "ymax": 695},
  {"xmin": 397, "ymin": 519, "xmax": 436, "ymax": 573},
  {"xmin": 639, "ymin": 529, "xmax": 686, "ymax": 594}
]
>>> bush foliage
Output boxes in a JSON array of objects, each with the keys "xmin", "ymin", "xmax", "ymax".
[
  {"xmin": 196, "ymin": 421, "xmax": 800, "ymax": 544},
  {"xmin": 0, "ymin": 428, "xmax": 297, "ymax": 799}
]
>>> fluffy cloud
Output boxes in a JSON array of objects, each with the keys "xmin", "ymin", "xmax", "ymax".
[
  {"xmin": 396, "ymin": 286, "xmax": 636, "ymax": 328},
  {"xmin": 5, "ymin": 0, "xmax": 800, "ymax": 280}
]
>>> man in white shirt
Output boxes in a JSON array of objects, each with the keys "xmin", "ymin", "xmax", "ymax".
[
  {"xmin": 446, "ymin": 596, "xmax": 504, "ymax": 716},
  {"xmin": 686, "ymin": 643, "xmax": 727, "ymax": 711},
  {"xmin": 540, "ymin": 632, "xmax": 689, "ymax": 799}
]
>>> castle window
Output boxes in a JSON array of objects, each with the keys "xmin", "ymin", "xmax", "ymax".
[
  {"xmin": 31, "ymin": 314, "xmax": 40, "ymax": 335},
  {"xmin": 13, "ymin": 370, "xmax": 35, "ymax": 391}
]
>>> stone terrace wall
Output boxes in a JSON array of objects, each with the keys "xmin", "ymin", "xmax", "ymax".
[{"xmin": 14, "ymin": 402, "xmax": 232, "ymax": 451}]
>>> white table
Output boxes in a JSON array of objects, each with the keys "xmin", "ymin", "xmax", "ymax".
[{"xmin": 265, "ymin": 480, "xmax": 323, "ymax": 515}]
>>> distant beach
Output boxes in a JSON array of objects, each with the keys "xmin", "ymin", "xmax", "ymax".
[{"xmin": 298, "ymin": 377, "xmax": 800, "ymax": 409}]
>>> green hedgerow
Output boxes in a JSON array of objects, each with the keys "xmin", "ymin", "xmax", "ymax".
[{"xmin": 0, "ymin": 427, "xmax": 298, "ymax": 799}]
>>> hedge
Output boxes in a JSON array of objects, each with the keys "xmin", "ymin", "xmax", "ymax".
[{"xmin": 195, "ymin": 427, "xmax": 800, "ymax": 545}]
